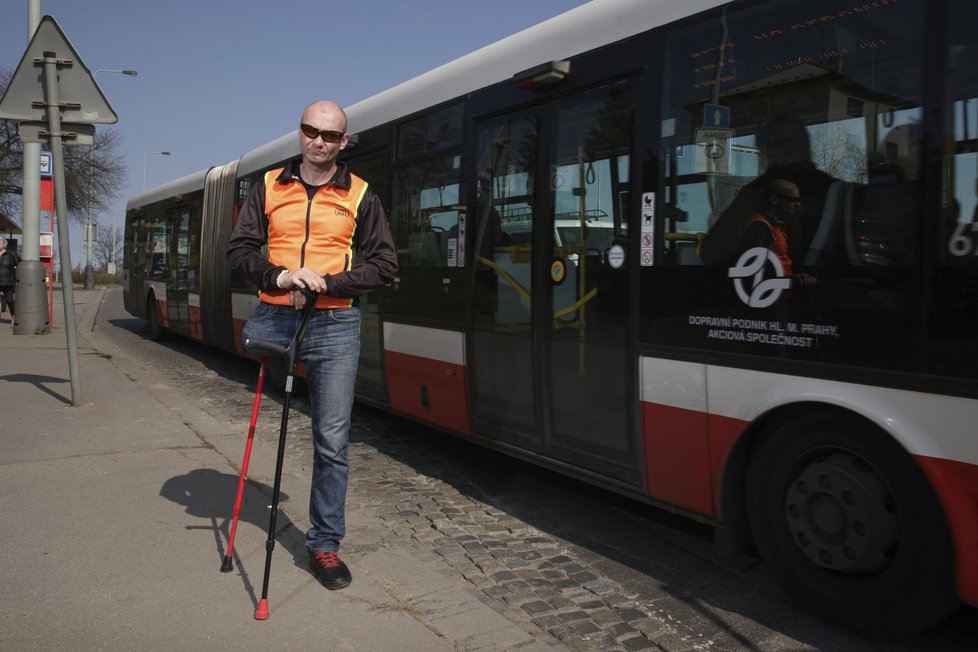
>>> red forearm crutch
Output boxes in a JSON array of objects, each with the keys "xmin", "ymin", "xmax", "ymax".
[
  {"xmin": 232, "ymin": 287, "xmax": 319, "ymax": 620},
  {"xmin": 220, "ymin": 357, "xmax": 268, "ymax": 574}
]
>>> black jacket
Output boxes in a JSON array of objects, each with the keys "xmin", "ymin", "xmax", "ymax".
[
  {"xmin": 0, "ymin": 250, "xmax": 19, "ymax": 286},
  {"xmin": 227, "ymin": 158, "xmax": 397, "ymax": 299}
]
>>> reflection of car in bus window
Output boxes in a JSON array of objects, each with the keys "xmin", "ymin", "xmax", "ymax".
[{"xmin": 555, "ymin": 217, "xmax": 614, "ymax": 264}]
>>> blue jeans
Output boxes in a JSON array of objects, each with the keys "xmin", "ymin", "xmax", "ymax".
[{"xmin": 242, "ymin": 302, "xmax": 360, "ymax": 553}]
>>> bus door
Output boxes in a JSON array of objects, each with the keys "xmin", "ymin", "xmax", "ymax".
[
  {"xmin": 470, "ymin": 109, "xmax": 542, "ymax": 452},
  {"xmin": 469, "ymin": 81, "xmax": 639, "ymax": 483},
  {"xmin": 546, "ymin": 83, "xmax": 636, "ymax": 480}
]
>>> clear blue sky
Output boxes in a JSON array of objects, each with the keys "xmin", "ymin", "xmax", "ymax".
[{"xmin": 1, "ymin": 0, "xmax": 590, "ymax": 266}]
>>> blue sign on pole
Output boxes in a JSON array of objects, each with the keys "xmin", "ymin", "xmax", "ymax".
[{"xmin": 703, "ymin": 104, "xmax": 730, "ymax": 129}]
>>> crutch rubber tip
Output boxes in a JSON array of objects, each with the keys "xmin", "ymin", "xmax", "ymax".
[
  {"xmin": 254, "ymin": 599, "xmax": 269, "ymax": 620},
  {"xmin": 220, "ymin": 556, "xmax": 234, "ymax": 573}
]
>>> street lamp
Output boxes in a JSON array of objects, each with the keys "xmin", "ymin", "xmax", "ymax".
[
  {"xmin": 143, "ymin": 151, "xmax": 171, "ymax": 191},
  {"xmin": 94, "ymin": 69, "xmax": 138, "ymax": 79},
  {"xmin": 84, "ymin": 69, "xmax": 138, "ymax": 289}
]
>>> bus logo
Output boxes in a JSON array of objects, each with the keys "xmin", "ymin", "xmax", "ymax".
[{"xmin": 728, "ymin": 247, "xmax": 792, "ymax": 308}]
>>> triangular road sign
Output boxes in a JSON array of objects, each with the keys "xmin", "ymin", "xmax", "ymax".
[{"xmin": 0, "ymin": 15, "xmax": 118, "ymax": 124}]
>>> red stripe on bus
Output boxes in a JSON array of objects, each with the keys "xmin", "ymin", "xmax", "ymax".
[
  {"xmin": 641, "ymin": 401, "xmax": 716, "ymax": 517},
  {"xmin": 707, "ymin": 411, "xmax": 751, "ymax": 520},
  {"xmin": 156, "ymin": 298, "xmax": 169, "ymax": 328},
  {"xmin": 915, "ymin": 455, "xmax": 978, "ymax": 605},
  {"xmin": 641, "ymin": 402, "xmax": 749, "ymax": 519},
  {"xmin": 385, "ymin": 349, "xmax": 470, "ymax": 436},
  {"xmin": 189, "ymin": 305, "xmax": 203, "ymax": 341}
]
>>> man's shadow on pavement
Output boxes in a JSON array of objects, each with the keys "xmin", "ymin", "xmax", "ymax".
[{"xmin": 160, "ymin": 468, "xmax": 307, "ymax": 605}]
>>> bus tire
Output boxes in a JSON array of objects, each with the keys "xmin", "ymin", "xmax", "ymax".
[
  {"xmin": 745, "ymin": 413, "xmax": 958, "ymax": 638},
  {"xmin": 146, "ymin": 293, "xmax": 166, "ymax": 341}
]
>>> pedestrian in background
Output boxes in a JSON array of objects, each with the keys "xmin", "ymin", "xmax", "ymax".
[
  {"xmin": 0, "ymin": 237, "xmax": 20, "ymax": 322},
  {"xmin": 227, "ymin": 99, "xmax": 397, "ymax": 590}
]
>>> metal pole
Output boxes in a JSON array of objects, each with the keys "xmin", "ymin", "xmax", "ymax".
[
  {"xmin": 14, "ymin": 0, "xmax": 49, "ymax": 335},
  {"xmin": 27, "ymin": 0, "xmax": 39, "ymax": 39},
  {"xmin": 42, "ymin": 50, "xmax": 82, "ymax": 407},
  {"xmin": 84, "ymin": 143, "xmax": 95, "ymax": 289}
]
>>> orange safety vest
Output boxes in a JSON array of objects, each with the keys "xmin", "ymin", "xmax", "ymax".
[
  {"xmin": 260, "ymin": 167, "xmax": 369, "ymax": 309},
  {"xmin": 746, "ymin": 213, "xmax": 792, "ymax": 277}
]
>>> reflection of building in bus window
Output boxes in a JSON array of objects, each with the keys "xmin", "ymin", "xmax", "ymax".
[{"xmin": 715, "ymin": 118, "xmax": 839, "ymax": 265}]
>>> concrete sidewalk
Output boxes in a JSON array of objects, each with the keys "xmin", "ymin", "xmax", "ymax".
[{"xmin": 0, "ymin": 287, "xmax": 554, "ymax": 651}]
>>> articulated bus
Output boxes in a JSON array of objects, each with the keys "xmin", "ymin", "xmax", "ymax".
[{"xmin": 123, "ymin": 0, "xmax": 978, "ymax": 636}]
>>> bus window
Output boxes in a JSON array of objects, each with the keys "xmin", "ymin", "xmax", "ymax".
[
  {"xmin": 658, "ymin": 0, "xmax": 923, "ymax": 271},
  {"xmin": 650, "ymin": 0, "xmax": 927, "ymax": 371},
  {"xmin": 474, "ymin": 113, "xmax": 538, "ymax": 327},
  {"xmin": 391, "ymin": 104, "xmax": 466, "ymax": 271},
  {"xmin": 148, "ymin": 220, "xmax": 168, "ymax": 280},
  {"xmin": 397, "ymin": 103, "xmax": 463, "ymax": 159},
  {"xmin": 386, "ymin": 104, "xmax": 466, "ymax": 322},
  {"xmin": 392, "ymin": 155, "xmax": 463, "ymax": 268}
]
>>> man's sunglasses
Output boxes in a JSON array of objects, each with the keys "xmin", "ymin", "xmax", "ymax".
[{"xmin": 300, "ymin": 123, "xmax": 345, "ymax": 143}]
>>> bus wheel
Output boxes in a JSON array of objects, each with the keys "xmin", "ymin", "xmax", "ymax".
[
  {"xmin": 146, "ymin": 294, "xmax": 166, "ymax": 341},
  {"xmin": 745, "ymin": 414, "xmax": 957, "ymax": 638}
]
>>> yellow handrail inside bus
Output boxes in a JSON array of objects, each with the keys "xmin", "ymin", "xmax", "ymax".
[
  {"xmin": 553, "ymin": 287, "xmax": 597, "ymax": 320},
  {"xmin": 477, "ymin": 255, "xmax": 598, "ymax": 322},
  {"xmin": 664, "ymin": 231, "xmax": 706, "ymax": 256},
  {"xmin": 476, "ymin": 255, "xmax": 532, "ymax": 304}
]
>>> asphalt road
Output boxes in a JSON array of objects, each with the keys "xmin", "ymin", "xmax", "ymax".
[{"xmin": 94, "ymin": 287, "xmax": 978, "ymax": 652}]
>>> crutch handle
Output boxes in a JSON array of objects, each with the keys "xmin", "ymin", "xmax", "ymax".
[
  {"xmin": 244, "ymin": 339, "xmax": 287, "ymax": 357},
  {"xmin": 244, "ymin": 286, "xmax": 320, "ymax": 362}
]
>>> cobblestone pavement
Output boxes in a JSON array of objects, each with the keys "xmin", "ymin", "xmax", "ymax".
[{"xmin": 348, "ymin": 409, "xmax": 674, "ymax": 652}]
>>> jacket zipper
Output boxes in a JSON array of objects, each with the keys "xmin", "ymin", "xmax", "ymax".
[{"xmin": 300, "ymin": 196, "xmax": 312, "ymax": 267}]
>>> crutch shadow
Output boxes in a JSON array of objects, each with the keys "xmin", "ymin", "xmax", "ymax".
[{"xmin": 160, "ymin": 468, "xmax": 307, "ymax": 605}]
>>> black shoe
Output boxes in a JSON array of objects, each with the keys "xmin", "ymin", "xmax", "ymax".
[{"xmin": 308, "ymin": 550, "xmax": 351, "ymax": 590}]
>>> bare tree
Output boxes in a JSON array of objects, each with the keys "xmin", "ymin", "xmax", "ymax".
[
  {"xmin": 809, "ymin": 120, "xmax": 867, "ymax": 184},
  {"xmin": 0, "ymin": 66, "xmax": 128, "ymax": 226},
  {"xmin": 92, "ymin": 215, "xmax": 122, "ymax": 271},
  {"xmin": 0, "ymin": 68, "xmax": 22, "ymax": 222}
]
